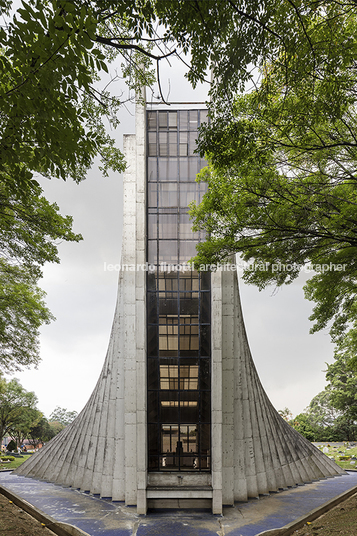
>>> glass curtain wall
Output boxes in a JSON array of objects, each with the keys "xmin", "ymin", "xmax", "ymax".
[{"xmin": 147, "ymin": 109, "xmax": 211, "ymax": 472}]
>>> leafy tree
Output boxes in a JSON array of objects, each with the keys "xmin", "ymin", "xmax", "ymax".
[
  {"xmin": 191, "ymin": 2, "xmax": 357, "ymax": 346},
  {"xmin": 325, "ymin": 352, "xmax": 357, "ymax": 440},
  {"xmin": 8, "ymin": 407, "xmax": 42, "ymax": 448},
  {"xmin": 278, "ymin": 407, "xmax": 293, "ymax": 422},
  {"xmin": 290, "ymin": 414, "xmax": 319, "ymax": 442},
  {"xmin": 49, "ymin": 406, "xmax": 78, "ymax": 427},
  {"xmin": 0, "ymin": 375, "xmax": 38, "ymax": 445},
  {"xmin": 305, "ymin": 390, "xmax": 340, "ymax": 430},
  {"xmin": 28, "ymin": 416, "xmax": 55, "ymax": 446},
  {"xmin": 3, "ymin": 0, "xmax": 355, "ymax": 373}
]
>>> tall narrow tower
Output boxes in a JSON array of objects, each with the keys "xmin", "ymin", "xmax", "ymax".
[{"xmin": 16, "ymin": 97, "xmax": 344, "ymax": 514}]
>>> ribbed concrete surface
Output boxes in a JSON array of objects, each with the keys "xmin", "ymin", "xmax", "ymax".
[{"xmin": 2, "ymin": 471, "xmax": 357, "ymax": 536}]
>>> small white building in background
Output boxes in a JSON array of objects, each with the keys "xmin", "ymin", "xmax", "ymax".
[{"xmin": 16, "ymin": 94, "xmax": 344, "ymax": 514}]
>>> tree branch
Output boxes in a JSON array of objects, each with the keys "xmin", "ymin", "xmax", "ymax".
[{"xmin": 94, "ymin": 35, "xmax": 176, "ymax": 61}]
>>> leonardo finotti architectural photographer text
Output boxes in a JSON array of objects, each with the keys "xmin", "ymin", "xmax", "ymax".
[{"xmin": 103, "ymin": 261, "xmax": 347, "ymax": 273}]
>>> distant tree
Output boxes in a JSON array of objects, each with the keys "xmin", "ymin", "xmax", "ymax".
[
  {"xmin": 48, "ymin": 420, "xmax": 65, "ymax": 436},
  {"xmin": 278, "ymin": 407, "xmax": 293, "ymax": 422},
  {"xmin": 305, "ymin": 390, "xmax": 341, "ymax": 430},
  {"xmin": 0, "ymin": 375, "xmax": 38, "ymax": 445},
  {"xmin": 28, "ymin": 417, "xmax": 55, "ymax": 446},
  {"xmin": 8, "ymin": 407, "xmax": 42, "ymax": 448},
  {"xmin": 325, "ymin": 352, "xmax": 357, "ymax": 441},
  {"xmin": 291, "ymin": 414, "xmax": 319, "ymax": 442},
  {"xmin": 49, "ymin": 406, "xmax": 78, "ymax": 427}
]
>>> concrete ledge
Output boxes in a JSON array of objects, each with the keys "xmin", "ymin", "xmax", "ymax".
[
  {"xmin": 0, "ymin": 485, "xmax": 91, "ymax": 536},
  {"xmin": 255, "ymin": 485, "xmax": 357, "ymax": 536},
  {"xmin": 147, "ymin": 486, "xmax": 213, "ymax": 499}
]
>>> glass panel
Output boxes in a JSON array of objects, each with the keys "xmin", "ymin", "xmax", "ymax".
[
  {"xmin": 200, "ymin": 325, "xmax": 210, "ymax": 356},
  {"xmin": 200, "ymin": 271, "xmax": 210, "ymax": 290},
  {"xmin": 179, "ymin": 183, "xmax": 199, "ymax": 207},
  {"xmin": 148, "ymin": 423, "xmax": 159, "ymax": 453},
  {"xmin": 168, "ymin": 112, "xmax": 178, "ymax": 128},
  {"xmin": 188, "ymin": 158, "xmax": 199, "ymax": 181},
  {"xmin": 159, "ymin": 319, "xmax": 178, "ymax": 351},
  {"xmin": 169, "ymin": 131, "xmax": 177, "ymax": 145},
  {"xmin": 148, "ymin": 240, "xmax": 157, "ymax": 264},
  {"xmin": 159, "ymin": 298, "xmax": 177, "ymax": 317},
  {"xmin": 179, "ymin": 212, "xmax": 199, "ymax": 239},
  {"xmin": 159, "ymin": 360, "xmax": 179, "ymax": 390},
  {"xmin": 179, "ymin": 319, "xmax": 199, "ymax": 351},
  {"xmin": 148, "ymin": 183, "xmax": 157, "ymax": 208},
  {"xmin": 148, "ymin": 391, "xmax": 159, "ymax": 422},
  {"xmin": 158, "ymin": 183, "xmax": 178, "ymax": 208},
  {"xmin": 159, "ymin": 143, "xmax": 168, "ymax": 156},
  {"xmin": 200, "ymin": 292, "xmax": 210, "ymax": 324},
  {"xmin": 180, "ymin": 394, "xmax": 199, "ymax": 423},
  {"xmin": 158, "ymin": 158, "xmax": 178, "ymax": 181},
  {"xmin": 147, "ymin": 292, "xmax": 157, "ymax": 322},
  {"xmin": 189, "ymin": 131, "xmax": 197, "ymax": 155},
  {"xmin": 189, "ymin": 110, "xmax": 198, "ymax": 130},
  {"xmin": 168, "ymin": 158, "xmax": 178, "ymax": 180},
  {"xmin": 159, "ymin": 214, "xmax": 178, "ymax": 239},
  {"xmin": 200, "ymin": 359, "xmax": 210, "ymax": 390},
  {"xmin": 160, "ymin": 391, "xmax": 179, "ymax": 422},
  {"xmin": 149, "ymin": 144, "xmax": 157, "ymax": 156},
  {"xmin": 179, "ymin": 272, "xmax": 199, "ymax": 292},
  {"xmin": 148, "ymin": 158, "xmax": 157, "ymax": 181},
  {"xmin": 147, "ymin": 271, "xmax": 157, "ymax": 291},
  {"xmin": 179, "ymin": 241, "xmax": 197, "ymax": 263},
  {"xmin": 179, "ymin": 144, "xmax": 188, "ymax": 156},
  {"xmin": 179, "ymin": 360, "xmax": 199, "ymax": 389},
  {"xmin": 180, "ymin": 132, "xmax": 188, "ymax": 144},
  {"xmin": 179, "ymin": 110, "xmax": 188, "ymax": 130},
  {"xmin": 147, "ymin": 111, "xmax": 157, "ymax": 130},
  {"xmin": 179, "ymin": 157, "xmax": 189, "ymax": 180},
  {"xmin": 158, "ymin": 271, "xmax": 178, "ymax": 292},
  {"xmin": 200, "ymin": 109, "xmax": 208, "ymax": 125},
  {"xmin": 159, "ymin": 111, "xmax": 167, "ymax": 128},
  {"xmin": 148, "ymin": 213, "xmax": 157, "ymax": 239},
  {"xmin": 180, "ymin": 293, "xmax": 199, "ymax": 316},
  {"xmin": 161, "ymin": 424, "xmax": 179, "ymax": 456},
  {"xmin": 149, "ymin": 131, "xmax": 157, "ymax": 145},
  {"xmin": 200, "ymin": 391, "xmax": 211, "ymax": 423},
  {"xmin": 169, "ymin": 144, "xmax": 177, "ymax": 156},
  {"xmin": 148, "ymin": 358, "xmax": 159, "ymax": 390},
  {"xmin": 149, "ymin": 456, "xmax": 159, "ymax": 471},
  {"xmin": 147, "ymin": 325, "xmax": 158, "ymax": 357},
  {"xmin": 159, "ymin": 240, "xmax": 178, "ymax": 263}
]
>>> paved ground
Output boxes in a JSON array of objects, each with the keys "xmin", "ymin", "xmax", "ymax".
[{"xmin": 1, "ymin": 471, "xmax": 357, "ymax": 536}]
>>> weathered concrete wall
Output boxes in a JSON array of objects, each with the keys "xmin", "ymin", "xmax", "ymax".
[
  {"xmin": 219, "ymin": 268, "xmax": 344, "ymax": 504},
  {"xmin": 16, "ymin": 95, "xmax": 147, "ymax": 510}
]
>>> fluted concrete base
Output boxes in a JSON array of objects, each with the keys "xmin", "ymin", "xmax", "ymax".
[{"xmin": 16, "ymin": 268, "xmax": 345, "ymax": 509}]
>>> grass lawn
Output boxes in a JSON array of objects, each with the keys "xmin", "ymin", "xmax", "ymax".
[
  {"xmin": 0, "ymin": 454, "xmax": 33, "ymax": 471},
  {"xmin": 315, "ymin": 443, "xmax": 357, "ymax": 470}
]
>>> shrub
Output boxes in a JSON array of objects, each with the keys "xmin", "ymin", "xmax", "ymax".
[{"xmin": 7, "ymin": 440, "xmax": 17, "ymax": 452}]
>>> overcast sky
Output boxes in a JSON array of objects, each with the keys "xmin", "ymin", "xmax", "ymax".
[{"xmin": 9, "ymin": 57, "xmax": 335, "ymax": 420}]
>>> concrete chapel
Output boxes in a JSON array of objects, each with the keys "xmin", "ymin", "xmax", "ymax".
[{"xmin": 16, "ymin": 96, "xmax": 344, "ymax": 514}]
